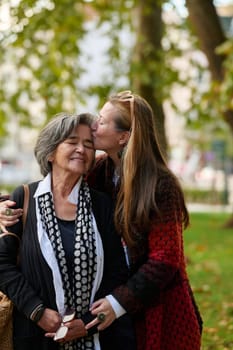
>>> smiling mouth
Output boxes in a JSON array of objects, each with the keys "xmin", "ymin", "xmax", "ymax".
[{"xmin": 71, "ymin": 157, "xmax": 84, "ymax": 161}]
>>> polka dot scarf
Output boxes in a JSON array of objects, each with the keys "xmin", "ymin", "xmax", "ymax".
[{"xmin": 38, "ymin": 180, "xmax": 97, "ymax": 350}]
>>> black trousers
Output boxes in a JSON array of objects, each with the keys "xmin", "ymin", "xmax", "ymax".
[{"xmin": 100, "ymin": 314, "xmax": 137, "ymax": 350}]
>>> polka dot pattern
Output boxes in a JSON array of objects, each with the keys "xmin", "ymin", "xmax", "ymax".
[{"xmin": 38, "ymin": 181, "xmax": 96, "ymax": 350}]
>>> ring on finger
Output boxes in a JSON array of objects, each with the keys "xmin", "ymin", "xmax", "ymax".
[
  {"xmin": 97, "ymin": 313, "xmax": 106, "ymax": 323},
  {"xmin": 5, "ymin": 208, "xmax": 13, "ymax": 216}
]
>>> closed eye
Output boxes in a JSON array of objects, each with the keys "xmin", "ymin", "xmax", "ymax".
[{"xmin": 83, "ymin": 140, "xmax": 94, "ymax": 149}]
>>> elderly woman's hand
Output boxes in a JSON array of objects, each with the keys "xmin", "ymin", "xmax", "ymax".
[
  {"xmin": 85, "ymin": 298, "xmax": 116, "ymax": 331},
  {"xmin": 37, "ymin": 308, "xmax": 62, "ymax": 333},
  {"xmin": 45, "ymin": 318, "xmax": 87, "ymax": 342},
  {"xmin": 0, "ymin": 200, "xmax": 23, "ymax": 230}
]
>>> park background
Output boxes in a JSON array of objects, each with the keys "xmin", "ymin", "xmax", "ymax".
[{"xmin": 0, "ymin": 1, "xmax": 233, "ymax": 349}]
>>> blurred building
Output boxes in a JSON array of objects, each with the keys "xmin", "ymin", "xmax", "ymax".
[{"xmin": 217, "ymin": 4, "xmax": 233, "ymax": 36}]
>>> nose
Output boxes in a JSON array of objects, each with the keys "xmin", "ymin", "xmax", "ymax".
[{"xmin": 75, "ymin": 142, "xmax": 85, "ymax": 153}]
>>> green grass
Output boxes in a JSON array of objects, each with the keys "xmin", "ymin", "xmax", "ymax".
[{"xmin": 185, "ymin": 212, "xmax": 233, "ymax": 350}]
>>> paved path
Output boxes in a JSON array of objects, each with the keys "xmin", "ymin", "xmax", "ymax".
[{"xmin": 187, "ymin": 203, "xmax": 232, "ymax": 213}]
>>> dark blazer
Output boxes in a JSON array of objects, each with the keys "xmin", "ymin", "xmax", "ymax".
[{"xmin": 0, "ymin": 181, "xmax": 135, "ymax": 350}]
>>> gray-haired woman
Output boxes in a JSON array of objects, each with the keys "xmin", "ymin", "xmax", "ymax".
[{"xmin": 0, "ymin": 113, "xmax": 135, "ymax": 350}]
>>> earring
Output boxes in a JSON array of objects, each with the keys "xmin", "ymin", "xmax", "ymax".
[
  {"xmin": 118, "ymin": 144, "xmax": 127, "ymax": 159},
  {"xmin": 117, "ymin": 148, "xmax": 124, "ymax": 159}
]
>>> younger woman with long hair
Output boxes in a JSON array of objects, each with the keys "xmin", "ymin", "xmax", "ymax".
[{"xmin": 87, "ymin": 91, "xmax": 202, "ymax": 350}]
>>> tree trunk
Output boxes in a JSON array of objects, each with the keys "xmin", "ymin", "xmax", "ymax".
[
  {"xmin": 186, "ymin": 0, "xmax": 233, "ymax": 133},
  {"xmin": 132, "ymin": 0, "xmax": 167, "ymax": 157},
  {"xmin": 186, "ymin": 0, "xmax": 226, "ymax": 81}
]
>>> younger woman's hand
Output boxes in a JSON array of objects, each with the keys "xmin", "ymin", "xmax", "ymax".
[
  {"xmin": 0, "ymin": 201, "xmax": 23, "ymax": 229},
  {"xmin": 85, "ymin": 298, "xmax": 116, "ymax": 331}
]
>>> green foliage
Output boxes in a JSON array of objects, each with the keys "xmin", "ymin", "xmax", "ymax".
[
  {"xmin": 176, "ymin": 28, "xmax": 233, "ymax": 144},
  {"xmin": 184, "ymin": 188, "xmax": 225, "ymax": 205},
  {"xmin": 0, "ymin": 184, "xmax": 15, "ymax": 195},
  {"xmin": 0, "ymin": 0, "xmax": 139, "ymax": 137},
  {"xmin": 0, "ymin": 0, "xmax": 88, "ymax": 134},
  {"xmin": 185, "ymin": 212, "xmax": 233, "ymax": 349},
  {"xmin": 0, "ymin": 0, "xmax": 232, "ymax": 149},
  {"xmin": 216, "ymin": 39, "xmax": 233, "ymax": 111},
  {"xmin": 0, "ymin": 111, "xmax": 8, "ymax": 142}
]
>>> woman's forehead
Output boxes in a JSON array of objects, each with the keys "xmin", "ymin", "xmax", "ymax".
[
  {"xmin": 69, "ymin": 124, "xmax": 92, "ymax": 137},
  {"xmin": 99, "ymin": 102, "xmax": 117, "ymax": 119},
  {"xmin": 75, "ymin": 123, "xmax": 91, "ymax": 131}
]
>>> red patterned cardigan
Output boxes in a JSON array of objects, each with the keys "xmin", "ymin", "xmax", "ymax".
[{"xmin": 87, "ymin": 156, "xmax": 202, "ymax": 350}]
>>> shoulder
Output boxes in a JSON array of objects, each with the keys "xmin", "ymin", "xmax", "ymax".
[
  {"xmin": 89, "ymin": 153, "xmax": 113, "ymax": 176},
  {"xmin": 155, "ymin": 170, "xmax": 186, "ymax": 219},
  {"xmin": 90, "ymin": 188, "xmax": 112, "ymax": 207},
  {"xmin": 86, "ymin": 153, "xmax": 109, "ymax": 189},
  {"xmin": 27, "ymin": 181, "xmax": 40, "ymax": 200},
  {"xmin": 156, "ymin": 170, "xmax": 181, "ymax": 196},
  {"xmin": 10, "ymin": 181, "xmax": 40, "ymax": 207},
  {"xmin": 155, "ymin": 170, "xmax": 183, "ymax": 210},
  {"xmin": 94, "ymin": 152, "xmax": 108, "ymax": 165}
]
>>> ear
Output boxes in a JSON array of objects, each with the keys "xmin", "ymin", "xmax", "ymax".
[
  {"xmin": 47, "ymin": 153, "xmax": 54, "ymax": 162},
  {"xmin": 119, "ymin": 131, "xmax": 130, "ymax": 146}
]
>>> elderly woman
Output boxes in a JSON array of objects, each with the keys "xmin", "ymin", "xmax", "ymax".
[{"xmin": 0, "ymin": 113, "xmax": 135, "ymax": 350}]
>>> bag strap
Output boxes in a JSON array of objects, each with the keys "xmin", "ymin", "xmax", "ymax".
[
  {"xmin": 0, "ymin": 231, "xmax": 20, "ymax": 241},
  {"xmin": 22, "ymin": 184, "xmax": 29, "ymax": 229}
]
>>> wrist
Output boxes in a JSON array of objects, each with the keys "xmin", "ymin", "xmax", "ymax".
[{"xmin": 30, "ymin": 304, "xmax": 46, "ymax": 323}]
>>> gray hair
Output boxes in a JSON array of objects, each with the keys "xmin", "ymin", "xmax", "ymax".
[{"xmin": 34, "ymin": 112, "xmax": 95, "ymax": 177}]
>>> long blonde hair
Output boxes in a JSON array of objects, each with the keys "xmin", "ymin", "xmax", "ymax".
[{"xmin": 110, "ymin": 92, "xmax": 189, "ymax": 247}]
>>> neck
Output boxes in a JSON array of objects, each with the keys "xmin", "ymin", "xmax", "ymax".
[
  {"xmin": 108, "ymin": 148, "xmax": 122, "ymax": 166},
  {"xmin": 51, "ymin": 172, "xmax": 81, "ymax": 198}
]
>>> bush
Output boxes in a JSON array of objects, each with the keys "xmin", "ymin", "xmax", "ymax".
[
  {"xmin": 184, "ymin": 188, "xmax": 225, "ymax": 204},
  {"xmin": 0, "ymin": 185, "xmax": 15, "ymax": 196}
]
